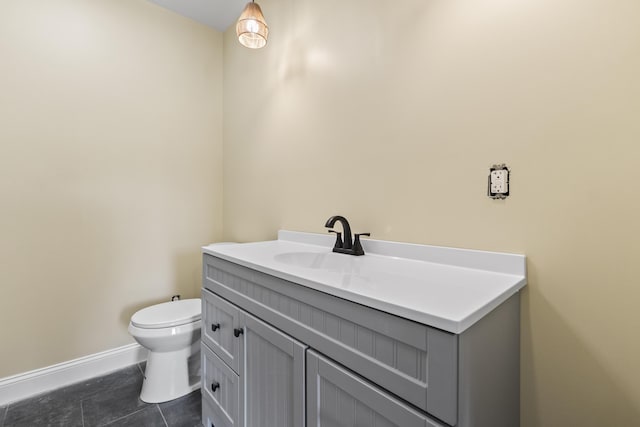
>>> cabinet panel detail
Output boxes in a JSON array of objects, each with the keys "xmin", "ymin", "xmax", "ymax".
[
  {"xmin": 306, "ymin": 350, "xmax": 443, "ymax": 427},
  {"xmin": 202, "ymin": 393, "xmax": 219, "ymax": 427},
  {"xmin": 242, "ymin": 312, "xmax": 307, "ymax": 427},
  {"xmin": 202, "ymin": 344, "xmax": 240, "ymax": 427}
]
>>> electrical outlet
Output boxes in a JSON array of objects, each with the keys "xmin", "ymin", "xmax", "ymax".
[
  {"xmin": 490, "ymin": 170, "xmax": 508, "ymax": 193},
  {"xmin": 488, "ymin": 164, "xmax": 510, "ymax": 199}
]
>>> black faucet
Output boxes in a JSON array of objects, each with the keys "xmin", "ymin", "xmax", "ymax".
[{"xmin": 324, "ymin": 215, "xmax": 370, "ymax": 256}]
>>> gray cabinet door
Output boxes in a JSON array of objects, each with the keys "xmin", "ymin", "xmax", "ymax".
[
  {"xmin": 202, "ymin": 343, "xmax": 241, "ymax": 427},
  {"xmin": 306, "ymin": 350, "xmax": 444, "ymax": 427},
  {"xmin": 202, "ymin": 289, "xmax": 242, "ymax": 373},
  {"xmin": 241, "ymin": 311, "xmax": 307, "ymax": 427}
]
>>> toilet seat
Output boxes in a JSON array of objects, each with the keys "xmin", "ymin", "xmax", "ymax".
[{"xmin": 131, "ymin": 298, "xmax": 201, "ymax": 329}]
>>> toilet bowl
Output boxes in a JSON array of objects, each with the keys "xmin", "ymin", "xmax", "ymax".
[{"xmin": 128, "ymin": 298, "xmax": 202, "ymax": 403}]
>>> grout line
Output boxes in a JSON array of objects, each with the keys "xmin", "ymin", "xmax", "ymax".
[
  {"xmin": 3, "ymin": 403, "xmax": 10, "ymax": 427},
  {"xmin": 136, "ymin": 363, "xmax": 145, "ymax": 377},
  {"xmin": 102, "ymin": 407, "xmax": 149, "ymax": 426},
  {"xmin": 157, "ymin": 404, "xmax": 169, "ymax": 427},
  {"xmin": 80, "ymin": 400, "xmax": 85, "ymax": 427}
]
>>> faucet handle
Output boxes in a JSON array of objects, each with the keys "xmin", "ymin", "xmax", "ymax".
[
  {"xmin": 352, "ymin": 233, "xmax": 370, "ymax": 256},
  {"xmin": 328, "ymin": 230, "xmax": 343, "ymax": 249}
]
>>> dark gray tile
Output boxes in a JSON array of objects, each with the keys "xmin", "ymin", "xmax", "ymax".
[
  {"xmin": 158, "ymin": 390, "xmax": 202, "ymax": 427},
  {"xmin": 81, "ymin": 373, "xmax": 149, "ymax": 427},
  {"xmin": 103, "ymin": 405, "xmax": 166, "ymax": 427},
  {"xmin": 2, "ymin": 364, "xmax": 146, "ymax": 427},
  {"xmin": 3, "ymin": 394, "xmax": 83, "ymax": 427},
  {"xmin": 62, "ymin": 364, "xmax": 143, "ymax": 402}
]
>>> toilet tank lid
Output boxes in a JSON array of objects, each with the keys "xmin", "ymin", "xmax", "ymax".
[{"xmin": 131, "ymin": 298, "xmax": 201, "ymax": 329}]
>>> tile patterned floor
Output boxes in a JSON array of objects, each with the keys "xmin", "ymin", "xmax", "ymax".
[{"xmin": 1, "ymin": 363, "xmax": 202, "ymax": 427}]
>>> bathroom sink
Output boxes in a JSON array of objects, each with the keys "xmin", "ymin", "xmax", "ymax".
[
  {"xmin": 202, "ymin": 230, "xmax": 527, "ymax": 333},
  {"xmin": 274, "ymin": 251, "xmax": 371, "ymax": 273},
  {"xmin": 273, "ymin": 249, "xmax": 489, "ymax": 294},
  {"xmin": 275, "ymin": 251, "xmax": 343, "ymax": 270},
  {"xmin": 273, "ymin": 250, "xmax": 441, "ymax": 283}
]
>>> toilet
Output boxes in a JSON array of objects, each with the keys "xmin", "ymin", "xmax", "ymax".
[{"xmin": 128, "ymin": 298, "xmax": 202, "ymax": 403}]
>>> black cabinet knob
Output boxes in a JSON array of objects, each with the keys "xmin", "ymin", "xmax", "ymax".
[
  {"xmin": 211, "ymin": 382, "xmax": 220, "ymax": 393},
  {"xmin": 233, "ymin": 327, "xmax": 244, "ymax": 338},
  {"xmin": 211, "ymin": 323, "xmax": 220, "ymax": 332}
]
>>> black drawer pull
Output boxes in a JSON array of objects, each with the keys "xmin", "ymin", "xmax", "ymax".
[
  {"xmin": 211, "ymin": 323, "xmax": 220, "ymax": 332},
  {"xmin": 211, "ymin": 382, "xmax": 220, "ymax": 393},
  {"xmin": 233, "ymin": 327, "xmax": 244, "ymax": 338}
]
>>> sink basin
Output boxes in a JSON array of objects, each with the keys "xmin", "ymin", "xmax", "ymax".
[
  {"xmin": 274, "ymin": 251, "xmax": 388, "ymax": 291},
  {"xmin": 274, "ymin": 251, "xmax": 359, "ymax": 273},
  {"xmin": 274, "ymin": 250, "xmax": 472, "ymax": 293}
]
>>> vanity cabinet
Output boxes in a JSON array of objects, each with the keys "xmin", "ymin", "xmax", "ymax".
[{"xmin": 202, "ymin": 252, "xmax": 521, "ymax": 427}]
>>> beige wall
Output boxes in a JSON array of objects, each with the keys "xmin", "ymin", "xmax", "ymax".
[
  {"xmin": 0, "ymin": 0, "xmax": 223, "ymax": 377},
  {"xmin": 223, "ymin": 0, "xmax": 640, "ymax": 425}
]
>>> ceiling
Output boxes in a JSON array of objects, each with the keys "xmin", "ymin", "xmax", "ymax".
[{"xmin": 147, "ymin": 0, "xmax": 246, "ymax": 32}]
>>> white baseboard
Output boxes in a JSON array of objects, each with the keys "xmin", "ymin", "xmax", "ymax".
[{"xmin": 0, "ymin": 343, "xmax": 147, "ymax": 406}]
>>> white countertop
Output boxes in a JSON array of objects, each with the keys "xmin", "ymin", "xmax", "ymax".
[{"xmin": 203, "ymin": 231, "xmax": 527, "ymax": 334}]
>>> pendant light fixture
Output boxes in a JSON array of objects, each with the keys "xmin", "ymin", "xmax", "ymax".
[{"xmin": 236, "ymin": 1, "xmax": 269, "ymax": 49}]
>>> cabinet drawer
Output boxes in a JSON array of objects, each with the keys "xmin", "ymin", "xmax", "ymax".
[
  {"xmin": 307, "ymin": 350, "xmax": 444, "ymax": 427},
  {"xmin": 204, "ymin": 254, "xmax": 458, "ymax": 425},
  {"xmin": 202, "ymin": 289, "xmax": 242, "ymax": 373},
  {"xmin": 202, "ymin": 343, "xmax": 241, "ymax": 427}
]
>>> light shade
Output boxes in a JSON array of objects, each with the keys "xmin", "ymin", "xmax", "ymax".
[{"xmin": 236, "ymin": 1, "xmax": 268, "ymax": 49}]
